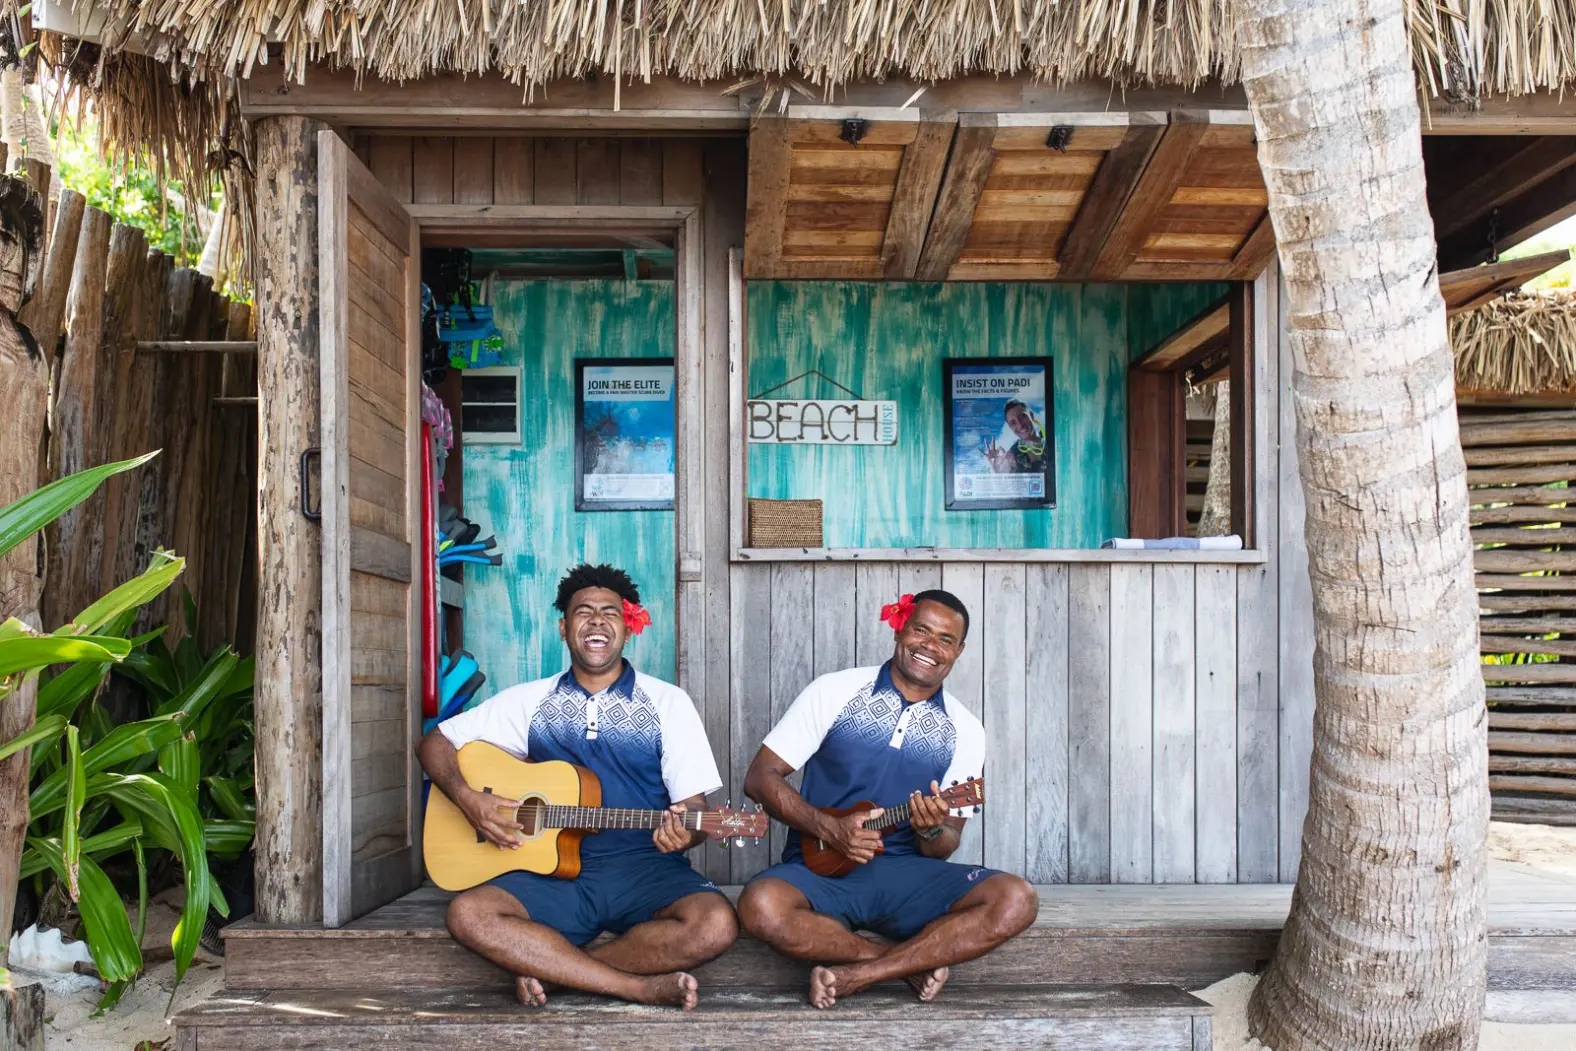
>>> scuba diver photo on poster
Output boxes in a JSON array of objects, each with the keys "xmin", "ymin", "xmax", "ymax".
[{"xmin": 941, "ymin": 358, "xmax": 1055, "ymax": 511}]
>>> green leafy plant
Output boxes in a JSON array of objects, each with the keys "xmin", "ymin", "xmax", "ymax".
[{"xmin": 0, "ymin": 453, "xmax": 243, "ymax": 1011}]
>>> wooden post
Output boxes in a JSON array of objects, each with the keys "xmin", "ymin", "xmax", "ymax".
[
  {"xmin": 0, "ymin": 176, "xmax": 47, "ymax": 963},
  {"xmin": 1228, "ymin": 282, "xmax": 1255, "ymax": 546},
  {"xmin": 42, "ymin": 206, "xmax": 112, "ymax": 629},
  {"xmin": 95, "ymin": 225, "xmax": 150, "ymax": 596},
  {"xmin": 253, "ymin": 116, "xmax": 325, "ymax": 924}
]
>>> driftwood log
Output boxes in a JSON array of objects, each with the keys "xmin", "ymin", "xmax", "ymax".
[{"xmin": 0, "ymin": 173, "xmax": 47, "ymax": 962}]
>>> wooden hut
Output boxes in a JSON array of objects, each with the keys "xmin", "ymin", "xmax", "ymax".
[{"xmin": 24, "ymin": 3, "xmax": 1576, "ymax": 1045}]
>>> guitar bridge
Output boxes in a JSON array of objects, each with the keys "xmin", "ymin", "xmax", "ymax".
[{"xmin": 478, "ymin": 786, "xmax": 493, "ymax": 844}]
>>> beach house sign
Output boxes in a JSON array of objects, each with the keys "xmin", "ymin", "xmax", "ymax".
[{"xmin": 747, "ymin": 398, "xmax": 899, "ymax": 445}]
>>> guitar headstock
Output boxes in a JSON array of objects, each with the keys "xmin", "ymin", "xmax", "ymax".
[
  {"xmin": 699, "ymin": 805, "xmax": 770, "ymax": 841},
  {"xmin": 939, "ymin": 777, "xmax": 985, "ymax": 811}
]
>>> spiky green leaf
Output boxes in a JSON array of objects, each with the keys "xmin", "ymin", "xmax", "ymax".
[
  {"xmin": 0, "ymin": 452, "xmax": 158, "ymax": 559},
  {"xmin": 27, "ymin": 838, "xmax": 141, "ymax": 982},
  {"xmin": 0, "ymin": 713, "xmax": 66, "ymax": 761}
]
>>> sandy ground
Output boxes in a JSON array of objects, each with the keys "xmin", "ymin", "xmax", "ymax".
[{"xmin": 24, "ymin": 821, "xmax": 1576, "ymax": 1050}]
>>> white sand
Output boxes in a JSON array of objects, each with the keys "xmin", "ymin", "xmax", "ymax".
[
  {"xmin": 33, "ymin": 821, "xmax": 1576, "ymax": 1049},
  {"xmin": 1489, "ymin": 821, "xmax": 1576, "ymax": 880}
]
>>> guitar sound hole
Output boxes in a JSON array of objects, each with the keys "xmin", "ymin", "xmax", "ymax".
[{"xmin": 518, "ymin": 797, "xmax": 548, "ymax": 836}]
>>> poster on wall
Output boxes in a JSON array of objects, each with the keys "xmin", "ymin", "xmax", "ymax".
[
  {"xmin": 942, "ymin": 358, "xmax": 1055, "ymax": 511},
  {"xmin": 575, "ymin": 358, "xmax": 676, "ymax": 512}
]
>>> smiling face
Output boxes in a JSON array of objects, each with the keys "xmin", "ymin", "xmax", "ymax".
[
  {"xmin": 558, "ymin": 586, "xmax": 628, "ymax": 676},
  {"xmin": 889, "ymin": 600, "xmax": 967, "ymax": 696},
  {"xmin": 1006, "ymin": 403, "xmax": 1037, "ymax": 443}
]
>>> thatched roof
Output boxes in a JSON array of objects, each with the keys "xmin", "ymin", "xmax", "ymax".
[
  {"xmin": 32, "ymin": 0, "xmax": 1576, "ymax": 99},
  {"xmin": 1455, "ymin": 292, "xmax": 1576, "ymax": 396}
]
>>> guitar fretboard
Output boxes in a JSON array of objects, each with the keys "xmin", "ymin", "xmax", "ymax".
[{"xmin": 525, "ymin": 805, "xmax": 703, "ymax": 831}]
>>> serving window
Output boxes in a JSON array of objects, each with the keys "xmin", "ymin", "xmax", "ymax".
[{"xmin": 728, "ymin": 266, "xmax": 1258, "ymax": 561}]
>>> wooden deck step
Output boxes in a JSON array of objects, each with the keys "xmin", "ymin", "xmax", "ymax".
[
  {"xmin": 220, "ymin": 872, "xmax": 1576, "ymax": 992},
  {"xmin": 175, "ymin": 984, "xmax": 1213, "ymax": 1050},
  {"xmin": 222, "ymin": 889, "xmax": 1282, "ymax": 993}
]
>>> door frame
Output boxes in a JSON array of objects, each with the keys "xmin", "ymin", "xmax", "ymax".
[
  {"xmin": 319, "ymin": 194, "xmax": 705, "ymax": 925},
  {"xmin": 406, "ymin": 201, "xmax": 705, "ymax": 685}
]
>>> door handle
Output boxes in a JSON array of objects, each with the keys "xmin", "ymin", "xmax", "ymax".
[{"xmin": 300, "ymin": 447, "xmax": 321, "ymax": 521}]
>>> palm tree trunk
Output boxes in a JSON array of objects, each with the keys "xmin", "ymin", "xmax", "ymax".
[
  {"xmin": 1198, "ymin": 382, "xmax": 1231, "ymax": 537},
  {"xmin": 1235, "ymin": 0, "xmax": 1489, "ymax": 1048}
]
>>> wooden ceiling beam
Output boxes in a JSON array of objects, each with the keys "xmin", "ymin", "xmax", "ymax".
[
  {"xmin": 914, "ymin": 114, "xmax": 998, "ymax": 281},
  {"xmin": 1089, "ymin": 111, "xmax": 1218, "ymax": 280},
  {"xmin": 881, "ymin": 113, "xmax": 957, "ymax": 279},
  {"xmin": 1439, "ymin": 250, "xmax": 1571, "ymax": 314},
  {"xmin": 1227, "ymin": 213, "xmax": 1277, "ymax": 279},
  {"xmin": 1429, "ymin": 137, "xmax": 1576, "ymax": 241},
  {"xmin": 742, "ymin": 118, "xmax": 793, "ymax": 278},
  {"xmin": 1057, "ymin": 118, "xmax": 1166, "ymax": 279},
  {"xmin": 1438, "ymin": 163, "xmax": 1576, "ymax": 270},
  {"xmin": 1134, "ymin": 296, "xmax": 1230, "ymax": 371}
]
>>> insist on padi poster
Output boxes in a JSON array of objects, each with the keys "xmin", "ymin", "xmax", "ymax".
[
  {"xmin": 942, "ymin": 358, "xmax": 1055, "ymax": 511},
  {"xmin": 574, "ymin": 359, "xmax": 676, "ymax": 511}
]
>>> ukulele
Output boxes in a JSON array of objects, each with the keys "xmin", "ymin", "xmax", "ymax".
[
  {"xmin": 800, "ymin": 777, "xmax": 986, "ymax": 877},
  {"xmin": 423, "ymin": 741, "xmax": 768, "ymax": 889}
]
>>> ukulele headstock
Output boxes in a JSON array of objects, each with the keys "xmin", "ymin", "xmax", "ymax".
[
  {"xmin": 699, "ymin": 805, "xmax": 769, "ymax": 841},
  {"xmin": 939, "ymin": 777, "xmax": 985, "ymax": 812}
]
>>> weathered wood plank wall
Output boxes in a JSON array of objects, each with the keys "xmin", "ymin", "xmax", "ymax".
[{"xmin": 721, "ymin": 558, "xmax": 1284, "ymax": 884}]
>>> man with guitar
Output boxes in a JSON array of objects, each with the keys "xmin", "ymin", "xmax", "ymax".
[
  {"xmin": 418, "ymin": 564, "xmax": 736, "ymax": 1011},
  {"xmin": 738, "ymin": 589, "xmax": 1039, "ymax": 1009}
]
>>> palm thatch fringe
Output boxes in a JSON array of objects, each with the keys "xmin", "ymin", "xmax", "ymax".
[
  {"xmin": 21, "ymin": 0, "xmax": 1576, "ymax": 100},
  {"xmin": 1454, "ymin": 292, "xmax": 1576, "ymax": 395}
]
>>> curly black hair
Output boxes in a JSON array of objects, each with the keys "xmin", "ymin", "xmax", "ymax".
[
  {"xmin": 554, "ymin": 563, "xmax": 641, "ymax": 613},
  {"xmin": 912, "ymin": 589, "xmax": 970, "ymax": 639}
]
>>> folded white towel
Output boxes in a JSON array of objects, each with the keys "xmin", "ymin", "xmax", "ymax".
[{"xmin": 1101, "ymin": 534, "xmax": 1244, "ymax": 551}]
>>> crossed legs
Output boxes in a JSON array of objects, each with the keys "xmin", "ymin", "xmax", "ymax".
[
  {"xmin": 446, "ymin": 886, "xmax": 737, "ymax": 1010},
  {"xmin": 737, "ymin": 873, "xmax": 1038, "ymax": 1009}
]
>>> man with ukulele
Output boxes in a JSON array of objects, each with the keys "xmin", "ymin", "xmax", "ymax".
[
  {"xmin": 738, "ymin": 589, "xmax": 1039, "ymax": 1008},
  {"xmin": 418, "ymin": 564, "xmax": 736, "ymax": 1010}
]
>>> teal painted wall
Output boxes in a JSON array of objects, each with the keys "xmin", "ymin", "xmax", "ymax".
[
  {"xmin": 1125, "ymin": 282, "xmax": 1230, "ymax": 364},
  {"xmin": 747, "ymin": 281, "xmax": 1226, "ymax": 549},
  {"xmin": 463, "ymin": 279, "xmax": 676, "ymax": 699}
]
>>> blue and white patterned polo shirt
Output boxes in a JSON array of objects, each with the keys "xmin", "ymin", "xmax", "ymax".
[
  {"xmin": 438, "ymin": 662, "xmax": 722, "ymax": 857},
  {"xmin": 762, "ymin": 662, "xmax": 985, "ymax": 861}
]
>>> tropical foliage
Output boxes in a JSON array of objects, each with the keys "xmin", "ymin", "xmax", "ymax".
[
  {"xmin": 52, "ymin": 111, "xmax": 217, "ymax": 267},
  {"xmin": 1, "ymin": 452, "xmax": 251, "ymax": 1011}
]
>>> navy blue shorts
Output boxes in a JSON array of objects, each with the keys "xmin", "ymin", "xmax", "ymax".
[
  {"xmin": 753, "ymin": 854, "xmax": 999, "ymax": 941},
  {"xmin": 488, "ymin": 850, "xmax": 724, "ymax": 946}
]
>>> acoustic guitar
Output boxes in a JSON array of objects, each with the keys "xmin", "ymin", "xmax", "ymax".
[
  {"xmin": 801, "ymin": 777, "xmax": 986, "ymax": 877},
  {"xmin": 423, "ymin": 741, "xmax": 769, "ymax": 890}
]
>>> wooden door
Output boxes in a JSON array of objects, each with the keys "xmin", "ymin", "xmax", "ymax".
[{"xmin": 317, "ymin": 131, "xmax": 424, "ymax": 927}]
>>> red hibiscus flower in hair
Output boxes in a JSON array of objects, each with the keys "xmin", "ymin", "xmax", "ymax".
[
  {"xmin": 622, "ymin": 599, "xmax": 652, "ymax": 636},
  {"xmin": 880, "ymin": 593, "xmax": 916, "ymax": 631}
]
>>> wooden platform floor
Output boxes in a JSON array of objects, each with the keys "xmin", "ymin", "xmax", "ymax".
[
  {"xmin": 176, "ymin": 984, "xmax": 1214, "ymax": 1051},
  {"xmin": 221, "ymin": 860, "xmax": 1576, "ymax": 992}
]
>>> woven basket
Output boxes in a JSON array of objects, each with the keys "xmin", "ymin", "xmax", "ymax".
[{"xmin": 748, "ymin": 499, "xmax": 823, "ymax": 548}]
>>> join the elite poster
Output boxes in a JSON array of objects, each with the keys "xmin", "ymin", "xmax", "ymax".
[
  {"xmin": 942, "ymin": 359, "xmax": 1055, "ymax": 511},
  {"xmin": 574, "ymin": 358, "xmax": 676, "ymax": 512}
]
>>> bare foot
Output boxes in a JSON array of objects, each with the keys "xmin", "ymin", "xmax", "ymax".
[
  {"xmin": 637, "ymin": 972, "xmax": 699, "ymax": 1010},
  {"xmin": 515, "ymin": 975, "xmax": 548, "ymax": 1008},
  {"xmin": 809, "ymin": 965, "xmax": 839, "ymax": 1009},
  {"xmin": 903, "ymin": 966, "xmax": 949, "ymax": 1002}
]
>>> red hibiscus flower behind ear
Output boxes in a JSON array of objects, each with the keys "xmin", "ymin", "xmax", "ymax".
[
  {"xmin": 880, "ymin": 593, "xmax": 916, "ymax": 632},
  {"xmin": 622, "ymin": 599, "xmax": 652, "ymax": 636}
]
